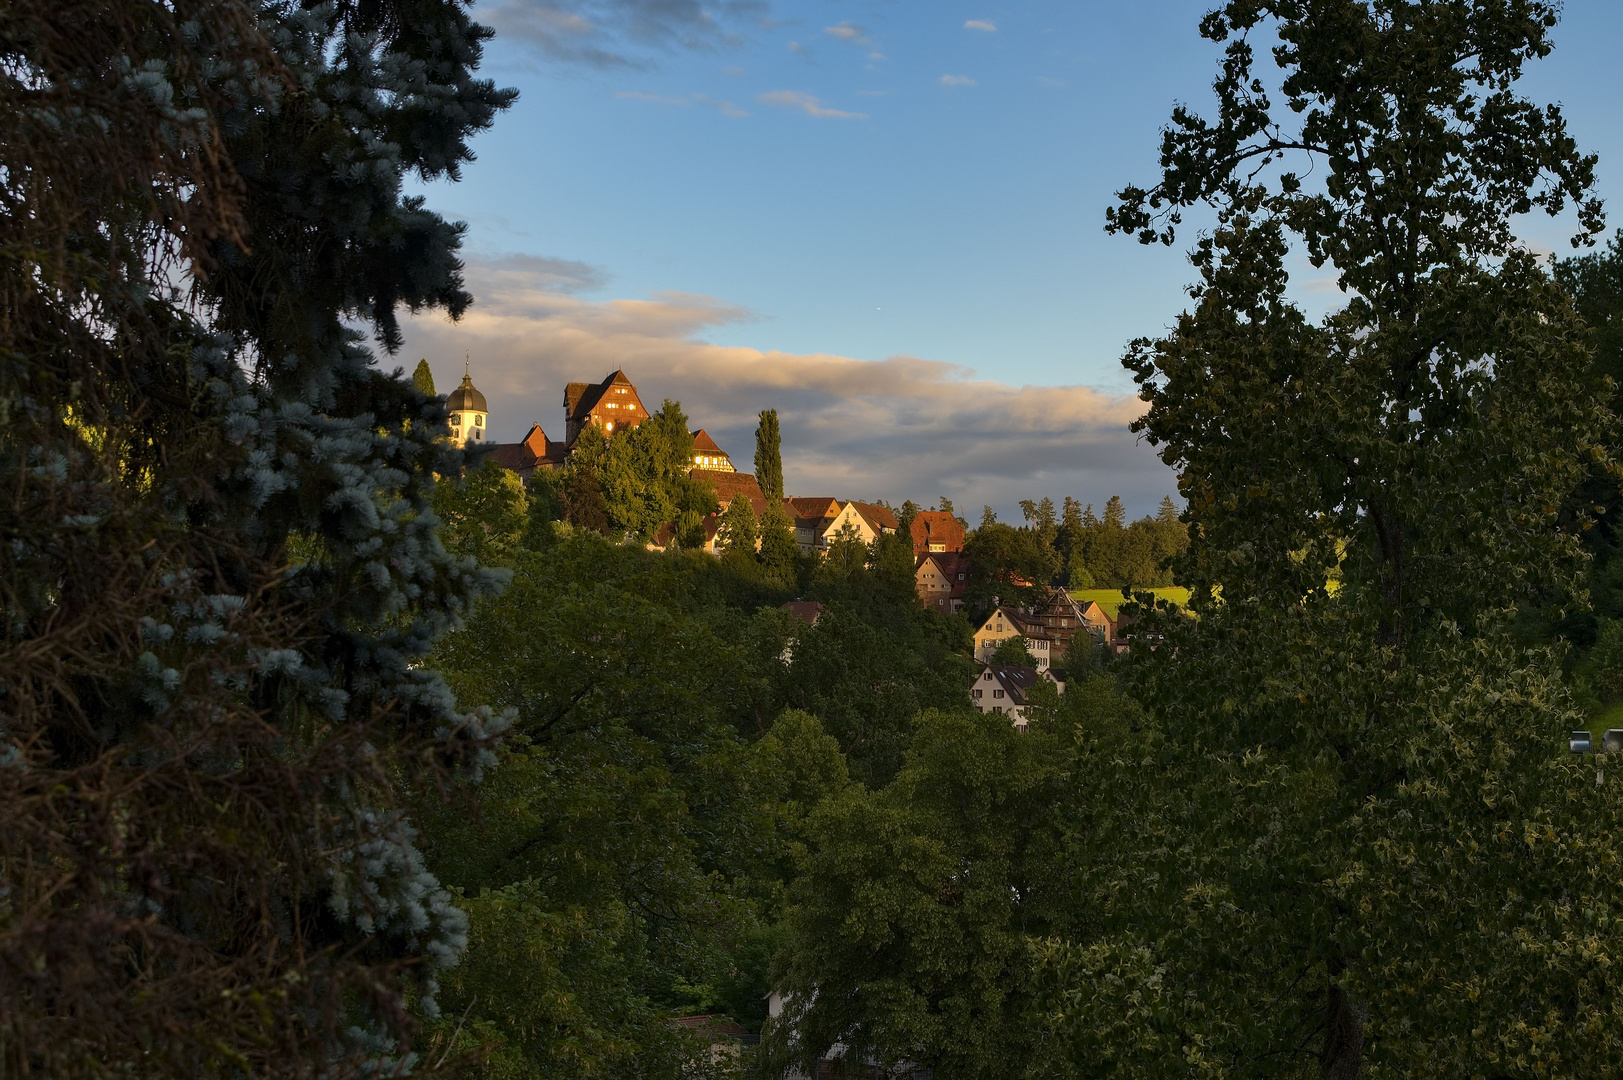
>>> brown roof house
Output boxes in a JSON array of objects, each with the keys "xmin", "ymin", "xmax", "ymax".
[
  {"xmin": 690, "ymin": 429, "xmax": 734, "ymax": 472},
  {"xmin": 915, "ymin": 551, "xmax": 970, "ymax": 613},
  {"xmin": 972, "ymin": 588, "xmax": 1100, "ymax": 672},
  {"xmin": 486, "ymin": 422, "xmax": 564, "ymax": 482},
  {"xmin": 910, "ymin": 510, "xmax": 965, "ymax": 555},
  {"xmin": 970, "ymin": 663, "xmax": 1064, "ymax": 730},
  {"xmin": 564, "ymin": 369, "xmax": 648, "ymax": 446}
]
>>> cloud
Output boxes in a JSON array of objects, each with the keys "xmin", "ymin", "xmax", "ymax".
[
  {"xmin": 963, "ymin": 19, "xmax": 997, "ymax": 32},
  {"xmin": 399, "ymin": 254, "xmax": 1175, "ymax": 516},
  {"xmin": 615, "ymin": 89, "xmax": 748, "ymax": 116},
  {"xmin": 758, "ymin": 90, "xmax": 867, "ymax": 119},
  {"xmin": 939, "ymin": 74, "xmax": 976, "ymax": 87},
  {"xmin": 484, "ymin": 0, "xmax": 769, "ymax": 68},
  {"xmin": 824, "ymin": 21, "xmax": 873, "ymax": 47}
]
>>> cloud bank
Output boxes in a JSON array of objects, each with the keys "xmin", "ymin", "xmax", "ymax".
[
  {"xmin": 395, "ymin": 255, "xmax": 1177, "ymax": 517},
  {"xmin": 483, "ymin": 0, "xmax": 768, "ymax": 68}
]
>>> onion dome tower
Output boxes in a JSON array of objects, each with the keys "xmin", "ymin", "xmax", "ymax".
[{"xmin": 445, "ymin": 354, "xmax": 488, "ymax": 448}]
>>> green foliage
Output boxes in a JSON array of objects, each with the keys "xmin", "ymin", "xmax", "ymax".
[
  {"xmin": 414, "ymin": 358, "xmax": 437, "ymax": 397},
  {"xmin": 961, "ymin": 521, "xmax": 1057, "ymax": 616},
  {"xmin": 988, "ymin": 635, "xmax": 1038, "ymax": 669},
  {"xmin": 717, "ymin": 493, "xmax": 760, "ymax": 558},
  {"xmin": 416, "ymin": 536, "xmax": 782, "ymax": 1077},
  {"xmin": 755, "ymin": 409, "xmax": 784, "ymax": 501},
  {"xmin": 818, "ymin": 521, "xmax": 869, "ymax": 583},
  {"xmin": 765, "ymin": 708, "xmax": 1080, "ymax": 1079},
  {"xmin": 434, "ymin": 458, "xmax": 530, "ymax": 564},
  {"xmin": 1032, "ymin": 2, "xmax": 1623, "ymax": 1075},
  {"xmin": 758, "ymin": 498, "xmax": 799, "ymax": 581},
  {"xmin": 593, "ymin": 400, "xmax": 716, "ymax": 543}
]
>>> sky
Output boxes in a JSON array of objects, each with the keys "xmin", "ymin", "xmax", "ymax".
[{"xmin": 398, "ymin": 0, "xmax": 1623, "ymax": 520}]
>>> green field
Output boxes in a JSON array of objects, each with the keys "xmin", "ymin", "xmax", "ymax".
[{"xmin": 1069, "ymin": 587, "xmax": 1190, "ymax": 619}]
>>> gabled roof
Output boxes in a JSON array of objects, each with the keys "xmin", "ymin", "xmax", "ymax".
[
  {"xmin": 786, "ymin": 497, "xmax": 840, "ymax": 525},
  {"xmin": 692, "ymin": 429, "xmax": 726, "ymax": 454},
  {"xmin": 486, "ymin": 422, "xmax": 560, "ymax": 477},
  {"xmin": 917, "ymin": 551, "xmax": 971, "ymax": 598},
  {"xmin": 847, "ymin": 501, "xmax": 898, "ymax": 533},
  {"xmin": 974, "ymin": 663, "xmax": 1046, "ymax": 707},
  {"xmin": 565, "ymin": 369, "xmax": 637, "ymax": 425}
]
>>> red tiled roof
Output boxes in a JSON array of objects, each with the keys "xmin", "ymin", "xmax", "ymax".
[
  {"xmin": 486, "ymin": 422, "xmax": 561, "ymax": 478},
  {"xmin": 692, "ymin": 429, "xmax": 725, "ymax": 454},
  {"xmin": 694, "ymin": 470, "xmax": 765, "ymax": 507},
  {"xmin": 911, "ymin": 510, "xmax": 965, "ymax": 555},
  {"xmin": 787, "ymin": 497, "xmax": 840, "ymax": 524}
]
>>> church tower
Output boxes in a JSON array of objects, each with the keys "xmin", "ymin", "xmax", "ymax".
[{"xmin": 446, "ymin": 355, "xmax": 488, "ymax": 448}]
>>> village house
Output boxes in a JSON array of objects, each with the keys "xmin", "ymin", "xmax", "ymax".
[
  {"xmin": 910, "ymin": 510, "xmax": 965, "ymax": 555},
  {"xmin": 691, "ymin": 429, "xmax": 734, "ymax": 471},
  {"xmin": 969, "ymin": 663, "xmax": 1064, "ymax": 730},
  {"xmin": 564, "ymin": 368, "xmax": 648, "ymax": 445},
  {"xmin": 972, "ymin": 588, "xmax": 1104, "ymax": 670},
  {"xmin": 915, "ymin": 551, "xmax": 969, "ymax": 613}
]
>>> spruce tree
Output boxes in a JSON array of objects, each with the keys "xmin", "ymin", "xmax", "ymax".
[
  {"xmin": 0, "ymin": 0, "xmax": 514, "ymax": 1072},
  {"xmin": 755, "ymin": 408, "xmax": 784, "ymax": 501}
]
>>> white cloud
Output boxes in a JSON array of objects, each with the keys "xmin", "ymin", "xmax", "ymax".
[
  {"xmin": 824, "ymin": 21, "xmax": 873, "ymax": 46},
  {"xmin": 485, "ymin": 0, "xmax": 768, "ymax": 69},
  {"xmin": 398, "ymin": 254, "xmax": 1176, "ymax": 515},
  {"xmin": 963, "ymin": 19, "xmax": 997, "ymax": 32},
  {"xmin": 758, "ymin": 90, "xmax": 867, "ymax": 119},
  {"xmin": 939, "ymin": 74, "xmax": 976, "ymax": 87}
]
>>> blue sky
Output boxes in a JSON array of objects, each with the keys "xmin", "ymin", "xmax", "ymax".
[{"xmin": 400, "ymin": 0, "xmax": 1623, "ymax": 519}]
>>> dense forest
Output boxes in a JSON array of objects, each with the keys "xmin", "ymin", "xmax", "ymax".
[{"xmin": 10, "ymin": 1, "xmax": 1623, "ymax": 1079}]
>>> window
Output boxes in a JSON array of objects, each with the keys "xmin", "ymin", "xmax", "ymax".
[
  {"xmin": 993, "ymin": 689, "xmax": 1004, "ymax": 699},
  {"xmin": 983, "ymin": 671, "xmax": 993, "ymax": 680},
  {"xmin": 993, "ymin": 706, "xmax": 1003, "ymax": 714},
  {"xmin": 605, "ymin": 422, "xmax": 613, "ymax": 431},
  {"xmin": 973, "ymin": 689, "xmax": 982, "ymax": 699},
  {"xmin": 929, "ymin": 542, "xmax": 946, "ymax": 552}
]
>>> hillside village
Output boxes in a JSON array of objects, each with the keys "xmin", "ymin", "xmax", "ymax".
[{"xmin": 435, "ymin": 362, "xmax": 1176, "ymax": 723}]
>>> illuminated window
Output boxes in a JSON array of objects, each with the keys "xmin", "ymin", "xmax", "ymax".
[
  {"xmin": 929, "ymin": 542, "xmax": 946, "ymax": 552},
  {"xmin": 605, "ymin": 422, "xmax": 614, "ymax": 431}
]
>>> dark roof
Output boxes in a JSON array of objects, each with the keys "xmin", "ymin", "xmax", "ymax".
[
  {"xmin": 779, "ymin": 600, "xmax": 824, "ymax": 626},
  {"xmin": 975, "ymin": 663, "xmax": 1045, "ymax": 706},
  {"xmin": 787, "ymin": 497, "xmax": 840, "ymax": 525},
  {"xmin": 446, "ymin": 372, "xmax": 487, "ymax": 412},
  {"xmin": 565, "ymin": 369, "xmax": 635, "ymax": 424}
]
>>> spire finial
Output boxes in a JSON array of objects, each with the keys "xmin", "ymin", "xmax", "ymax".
[{"xmin": 464, "ymin": 351, "xmax": 470, "ymax": 378}]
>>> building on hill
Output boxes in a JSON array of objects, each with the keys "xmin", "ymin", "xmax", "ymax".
[
  {"xmin": 910, "ymin": 510, "xmax": 965, "ymax": 555},
  {"xmin": 564, "ymin": 369, "xmax": 648, "ymax": 446},
  {"xmin": 691, "ymin": 429, "xmax": 734, "ymax": 471},
  {"xmin": 445, "ymin": 362, "xmax": 488, "ymax": 448},
  {"xmin": 969, "ymin": 663, "xmax": 1063, "ymax": 730},
  {"xmin": 972, "ymin": 588, "xmax": 1101, "ymax": 671},
  {"xmin": 486, "ymin": 422, "xmax": 563, "ymax": 482},
  {"xmin": 916, "ymin": 551, "xmax": 969, "ymax": 613}
]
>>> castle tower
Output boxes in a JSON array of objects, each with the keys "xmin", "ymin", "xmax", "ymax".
[{"xmin": 446, "ymin": 355, "xmax": 488, "ymax": 448}]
